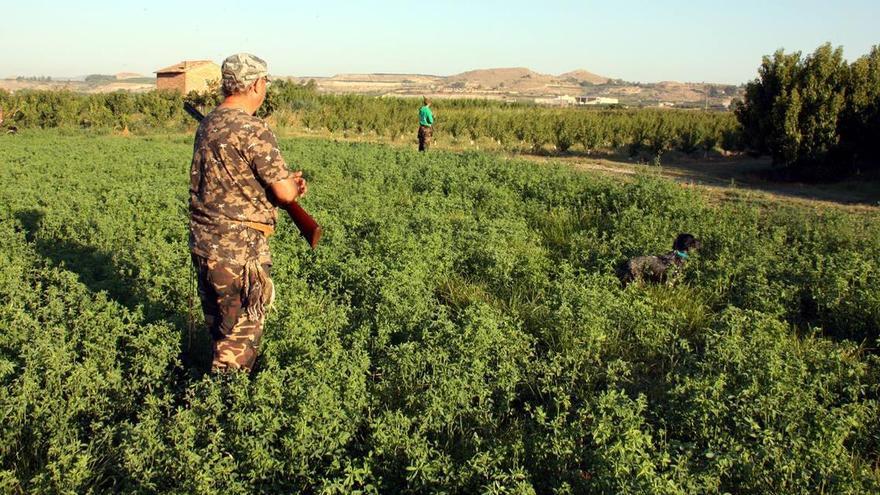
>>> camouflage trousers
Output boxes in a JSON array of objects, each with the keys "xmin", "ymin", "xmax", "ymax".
[
  {"xmin": 418, "ymin": 125, "xmax": 433, "ymax": 151},
  {"xmin": 191, "ymin": 254, "xmax": 275, "ymax": 373}
]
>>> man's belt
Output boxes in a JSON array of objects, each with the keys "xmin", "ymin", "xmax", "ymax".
[{"xmin": 242, "ymin": 221, "xmax": 275, "ymax": 237}]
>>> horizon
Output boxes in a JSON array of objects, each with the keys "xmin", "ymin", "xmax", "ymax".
[
  {"xmin": 2, "ymin": 0, "xmax": 878, "ymax": 85},
  {"xmin": 3, "ymin": 66, "xmax": 752, "ymax": 86}
]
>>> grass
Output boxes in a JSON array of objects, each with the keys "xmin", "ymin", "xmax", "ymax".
[{"xmin": 264, "ymin": 123, "xmax": 880, "ymax": 213}]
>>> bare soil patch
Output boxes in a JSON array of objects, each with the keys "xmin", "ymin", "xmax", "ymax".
[{"xmin": 531, "ymin": 152, "xmax": 880, "ymax": 211}]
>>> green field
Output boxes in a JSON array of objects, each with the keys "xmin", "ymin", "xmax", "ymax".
[{"xmin": 1, "ymin": 131, "xmax": 879, "ymax": 494}]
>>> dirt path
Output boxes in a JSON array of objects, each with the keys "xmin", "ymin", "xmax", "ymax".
[{"xmin": 520, "ymin": 153, "xmax": 880, "ymax": 213}]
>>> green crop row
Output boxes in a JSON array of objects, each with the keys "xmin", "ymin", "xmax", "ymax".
[{"xmin": 0, "ymin": 132, "xmax": 878, "ymax": 493}]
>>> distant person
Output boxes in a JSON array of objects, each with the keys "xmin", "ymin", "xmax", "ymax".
[
  {"xmin": 418, "ymin": 96, "xmax": 434, "ymax": 151},
  {"xmin": 189, "ymin": 53, "xmax": 308, "ymax": 373}
]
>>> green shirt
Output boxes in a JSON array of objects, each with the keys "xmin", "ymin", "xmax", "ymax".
[{"xmin": 419, "ymin": 105, "xmax": 434, "ymax": 126}]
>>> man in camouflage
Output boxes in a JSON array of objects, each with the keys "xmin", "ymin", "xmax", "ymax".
[{"xmin": 190, "ymin": 53, "xmax": 308, "ymax": 373}]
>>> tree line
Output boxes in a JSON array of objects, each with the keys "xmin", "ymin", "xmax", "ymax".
[
  {"xmin": 735, "ymin": 43, "xmax": 880, "ymax": 178},
  {"xmin": 0, "ymin": 83, "xmax": 741, "ymax": 159}
]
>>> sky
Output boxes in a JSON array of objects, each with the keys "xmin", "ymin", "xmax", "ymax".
[{"xmin": 2, "ymin": 0, "xmax": 878, "ymax": 84}]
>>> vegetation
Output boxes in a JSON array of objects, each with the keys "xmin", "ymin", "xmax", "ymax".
[
  {"xmin": 736, "ymin": 43, "xmax": 880, "ymax": 178},
  {"xmin": 14, "ymin": 76, "xmax": 52, "ymax": 82},
  {"xmin": 1, "ymin": 131, "xmax": 878, "ymax": 493},
  {"xmin": 0, "ymin": 83, "xmax": 740, "ymax": 159},
  {"xmin": 0, "ymin": 88, "xmax": 188, "ymax": 132},
  {"xmin": 84, "ymin": 74, "xmax": 118, "ymax": 84}
]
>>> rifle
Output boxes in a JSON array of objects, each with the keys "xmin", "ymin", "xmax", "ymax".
[{"xmin": 184, "ymin": 102, "xmax": 322, "ymax": 249}]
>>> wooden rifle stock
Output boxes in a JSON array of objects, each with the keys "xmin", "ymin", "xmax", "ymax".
[
  {"xmin": 281, "ymin": 201, "xmax": 321, "ymax": 249},
  {"xmin": 184, "ymin": 102, "xmax": 322, "ymax": 249}
]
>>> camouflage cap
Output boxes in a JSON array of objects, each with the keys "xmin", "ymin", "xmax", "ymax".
[{"xmin": 221, "ymin": 53, "xmax": 268, "ymax": 88}]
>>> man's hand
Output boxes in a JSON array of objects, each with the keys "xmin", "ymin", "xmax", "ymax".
[
  {"xmin": 292, "ymin": 171, "xmax": 308, "ymax": 198},
  {"xmin": 269, "ymin": 171, "xmax": 308, "ymax": 205}
]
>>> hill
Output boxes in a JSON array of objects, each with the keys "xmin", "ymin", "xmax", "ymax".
[
  {"xmin": 291, "ymin": 66, "xmax": 738, "ymax": 107},
  {"xmin": 447, "ymin": 67, "xmax": 552, "ymax": 88},
  {"xmin": 559, "ymin": 69, "xmax": 610, "ymax": 84}
]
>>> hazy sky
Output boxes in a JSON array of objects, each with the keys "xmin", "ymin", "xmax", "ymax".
[{"xmin": 2, "ymin": 0, "xmax": 877, "ymax": 84}]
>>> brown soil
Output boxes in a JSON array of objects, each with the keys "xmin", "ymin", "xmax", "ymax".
[{"xmin": 528, "ymin": 152, "xmax": 880, "ymax": 212}]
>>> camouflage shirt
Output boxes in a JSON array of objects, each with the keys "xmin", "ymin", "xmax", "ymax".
[{"xmin": 189, "ymin": 107, "xmax": 293, "ymax": 265}]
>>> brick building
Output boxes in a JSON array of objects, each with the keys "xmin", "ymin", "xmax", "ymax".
[{"xmin": 154, "ymin": 60, "xmax": 221, "ymax": 93}]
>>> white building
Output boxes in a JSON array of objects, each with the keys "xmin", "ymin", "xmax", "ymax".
[
  {"xmin": 576, "ymin": 96, "xmax": 619, "ymax": 106},
  {"xmin": 534, "ymin": 95, "xmax": 577, "ymax": 106}
]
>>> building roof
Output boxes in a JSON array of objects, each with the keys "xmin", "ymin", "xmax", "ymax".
[{"xmin": 154, "ymin": 60, "xmax": 216, "ymax": 74}]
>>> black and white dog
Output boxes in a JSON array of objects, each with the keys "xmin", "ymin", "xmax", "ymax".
[{"xmin": 617, "ymin": 233, "xmax": 701, "ymax": 286}]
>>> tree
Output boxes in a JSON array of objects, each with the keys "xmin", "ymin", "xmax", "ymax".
[
  {"xmin": 552, "ymin": 114, "xmax": 575, "ymax": 153},
  {"xmin": 736, "ymin": 44, "xmax": 850, "ymax": 177},
  {"xmin": 840, "ymin": 45, "xmax": 880, "ymax": 171}
]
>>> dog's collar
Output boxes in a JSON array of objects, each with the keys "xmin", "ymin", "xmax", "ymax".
[{"xmin": 674, "ymin": 250, "xmax": 689, "ymax": 259}]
